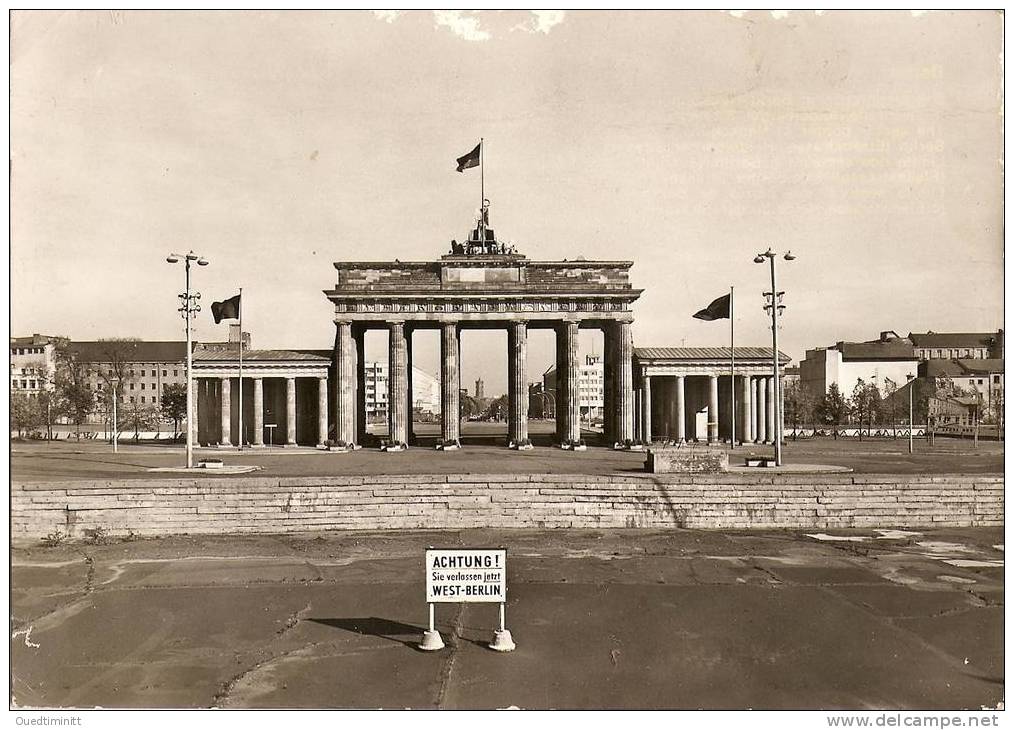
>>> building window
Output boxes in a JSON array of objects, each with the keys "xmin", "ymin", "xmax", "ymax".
[
  {"xmin": 163, "ymin": 369, "xmax": 167, "ymax": 377},
  {"xmin": 174, "ymin": 370, "xmax": 179, "ymax": 377},
  {"xmin": 978, "ymin": 379, "xmax": 984, "ymax": 385},
  {"xmin": 140, "ymin": 382, "xmax": 145, "ymax": 390},
  {"xmin": 129, "ymin": 396, "xmax": 135, "ymax": 403},
  {"xmin": 994, "ymin": 375, "xmax": 1001, "ymax": 383},
  {"xmin": 129, "ymin": 383, "xmax": 135, "ymax": 390}
]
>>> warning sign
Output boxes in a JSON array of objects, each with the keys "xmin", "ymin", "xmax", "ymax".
[{"xmin": 426, "ymin": 549, "xmax": 507, "ymax": 603}]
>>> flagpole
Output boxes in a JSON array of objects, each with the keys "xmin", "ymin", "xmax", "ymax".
[
  {"xmin": 480, "ymin": 137, "xmax": 485, "ymax": 246},
  {"xmin": 730, "ymin": 285, "xmax": 736, "ymax": 450},
  {"xmin": 238, "ymin": 287, "xmax": 243, "ymax": 451}
]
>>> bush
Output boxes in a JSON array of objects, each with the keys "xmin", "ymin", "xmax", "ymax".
[
  {"xmin": 41, "ymin": 530, "xmax": 66, "ymax": 547},
  {"xmin": 83, "ymin": 527, "xmax": 109, "ymax": 545}
]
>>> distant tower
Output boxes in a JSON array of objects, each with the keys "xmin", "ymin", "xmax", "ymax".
[{"xmin": 475, "ymin": 378, "xmax": 485, "ymax": 400}]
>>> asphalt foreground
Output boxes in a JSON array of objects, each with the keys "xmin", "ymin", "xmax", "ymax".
[{"xmin": 10, "ymin": 527, "xmax": 1003, "ymax": 710}]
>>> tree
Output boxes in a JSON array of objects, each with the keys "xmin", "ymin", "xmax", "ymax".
[
  {"xmin": 52, "ymin": 339, "xmax": 94, "ymax": 441},
  {"xmin": 10, "ymin": 393, "xmax": 43, "ymax": 438},
  {"xmin": 36, "ymin": 386, "xmax": 60, "ymax": 441},
  {"xmin": 849, "ymin": 379, "xmax": 870, "ymax": 441},
  {"xmin": 867, "ymin": 381, "xmax": 884, "ymax": 433},
  {"xmin": 882, "ymin": 378, "xmax": 900, "ymax": 438},
  {"xmin": 784, "ymin": 380, "xmax": 817, "ymax": 440},
  {"xmin": 816, "ymin": 382, "xmax": 848, "ymax": 439},
  {"xmin": 124, "ymin": 402, "xmax": 159, "ymax": 441},
  {"xmin": 161, "ymin": 383, "xmax": 188, "ymax": 440},
  {"xmin": 93, "ymin": 338, "xmax": 142, "ymax": 442}
]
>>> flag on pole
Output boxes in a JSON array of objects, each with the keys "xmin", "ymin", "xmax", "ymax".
[
  {"xmin": 211, "ymin": 294, "xmax": 241, "ymax": 324},
  {"xmin": 692, "ymin": 293, "xmax": 731, "ymax": 321},
  {"xmin": 455, "ymin": 142, "xmax": 481, "ymax": 172}
]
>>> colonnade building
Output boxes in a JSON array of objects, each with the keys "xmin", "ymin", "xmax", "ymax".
[{"xmin": 633, "ymin": 347, "xmax": 791, "ymax": 445}]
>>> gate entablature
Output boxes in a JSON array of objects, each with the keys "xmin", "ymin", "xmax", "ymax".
[{"xmin": 325, "ymin": 258, "xmax": 642, "ymax": 326}]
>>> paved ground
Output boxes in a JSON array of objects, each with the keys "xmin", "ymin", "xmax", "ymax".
[
  {"xmin": 10, "ymin": 428, "xmax": 1004, "ymax": 482},
  {"xmin": 11, "ymin": 527, "xmax": 1003, "ymax": 709}
]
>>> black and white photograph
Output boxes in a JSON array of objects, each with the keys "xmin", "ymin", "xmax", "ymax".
[{"xmin": 8, "ymin": 8, "xmax": 1005, "ymax": 718}]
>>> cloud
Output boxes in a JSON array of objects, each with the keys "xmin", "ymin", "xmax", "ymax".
[
  {"xmin": 370, "ymin": 10, "xmax": 402, "ymax": 23},
  {"xmin": 529, "ymin": 10, "xmax": 566, "ymax": 34},
  {"xmin": 372, "ymin": 10, "xmax": 565, "ymax": 40},
  {"xmin": 433, "ymin": 10, "xmax": 491, "ymax": 42}
]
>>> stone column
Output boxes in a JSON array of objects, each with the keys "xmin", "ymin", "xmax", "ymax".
[
  {"xmin": 707, "ymin": 374, "xmax": 719, "ymax": 444},
  {"xmin": 754, "ymin": 379, "xmax": 762, "ymax": 442},
  {"xmin": 554, "ymin": 327, "xmax": 567, "ymax": 442},
  {"xmin": 739, "ymin": 374, "xmax": 752, "ymax": 444},
  {"xmin": 252, "ymin": 378, "xmax": 264, "ymax": 447},
  {"xmin": 560, "ymin": 321, "xmax": 581, "ymax": 444},
  {"xmin": 285, "ymin": 377, "xmax": 297, "ymax": 446},
  {"xmin": 508, "ymin": 321, "xmax": 529, "ymax": 445},
  {"xmin": 219, "ymin": 377, "xmax": 232, "ymax": 447},
  {"xmin": 675, "ymin": 375, "xmax": 686, "ymax": 442},
  {"xmin": 602, "ymin": 328, "xmax": 615, "ymax": 444},
  {"xmin": 440, "ymin": 323, "xmax": 461, "ymax": 445},
  {"xmin": 334, "ymin": 320, "xmax": 355, "ymax": 446},
  {"xmin": 387, "ymin": 321, "xmax": 408, "ymax": 446},
  {"xmin": 616, "ymin": 320, "xmax": 634, "ymax": 442},
  {"xmin": 642, "ymin": 374, "xmax": 653, "ymax": 444},
  {"xmin": 190, "ymin": 377, "xmax": 199, "ymax": 446},
  {"xmin": 317, "ymin": 377, "xmax": 328, "ymax": 447},
  {"xmin": 354, "ymin": 327, "xmax": 367, "ymax": 446},
  {"xmin": 756, "ymin": 376, "xmax": 767, "ymax": 443},
  {"xmin": 406, "ymin": 329, "xmax": 415, "ymax": 445},
  {"xmin": 766, "ymin": 376, "xmax": 776, "ymax": 445}
]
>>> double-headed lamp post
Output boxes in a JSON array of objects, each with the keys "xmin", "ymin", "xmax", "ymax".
[
  {"xmin": 754, "ymin": 248, "xmax": 795, "ymax": 467},
  {"xmin": 166, "ymin": 251, "xmax": 209, "ymax": 469}
]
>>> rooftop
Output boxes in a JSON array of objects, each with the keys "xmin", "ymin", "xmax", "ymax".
[
  {"xmin": 835, "ymin": 340, "xmax": 916, "ymax": 361},
  {"xmin": 922, "ymin": 358, "xmax": 1004, "ymax": 378},
  {"xmin": 634, "ymin": 346, "xmax": 791, "ymax": 363},
  {"xmin": 193, "ymin": 347, "xmax": 330, "ymax": 363},
  {"xmin": 909, "ymin": 331, "xmax": 1003, "ymax": 348},
  {"xmin": 10, "ymin": 334, "xmax": 62, "ymax": 347},
  {"xmin": 69, "ymin": 341, "xmax": 188, "ymax": 363}
]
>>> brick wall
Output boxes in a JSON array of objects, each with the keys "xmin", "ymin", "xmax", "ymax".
[{"xmin": 10, "ymin": 474, "xmax": 1002, "ymax": 540}]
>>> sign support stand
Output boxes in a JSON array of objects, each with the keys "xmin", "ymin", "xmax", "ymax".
[
  {"xmin": 489, "ymin": 601, "xmax": 515, "ymax": 652},
  {"xmin": 420, "ymin": 603, "xmax": 445, "ymax": 651}
]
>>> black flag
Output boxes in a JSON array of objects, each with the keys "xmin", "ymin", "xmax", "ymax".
[
  {"xmin": 692, "ymin": 293, "xmax": 731, "ymax": 321},
  {"xmin": 456, "ymin": 142, "xmax": 481, "ymax": 172},
  {"xmin": 211, "ymin": 294, "xmax": 241, "ymax": 324}
]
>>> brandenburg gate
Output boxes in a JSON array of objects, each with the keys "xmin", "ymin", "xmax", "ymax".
[{"xmin": 324, "ymin": 216, "xmax": 643, "ymax": 449}]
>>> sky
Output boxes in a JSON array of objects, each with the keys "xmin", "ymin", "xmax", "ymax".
[{"xmin": 10, "ymin": 10, "xmax": 1004, "ymax": 396}]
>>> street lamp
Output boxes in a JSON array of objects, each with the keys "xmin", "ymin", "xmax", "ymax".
[
  {"xmin": 906, "ymin": 372, "xmax": 915, "ymax": 455},
  {"xmin": 754, "ymin": 248, "xmax": 795, "ymax": 466},
  {"xmin": 167, "ymin": 251, "xmax": 209, "ymax": 469}
]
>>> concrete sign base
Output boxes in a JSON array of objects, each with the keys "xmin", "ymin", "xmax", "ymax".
[
  {"xmin": 489, "ymin": 629, "xmax": 516, "ymax": 652},
  {"xmin": 419, "ymin": 629, "xmax": 445, "ymax": 651}
]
